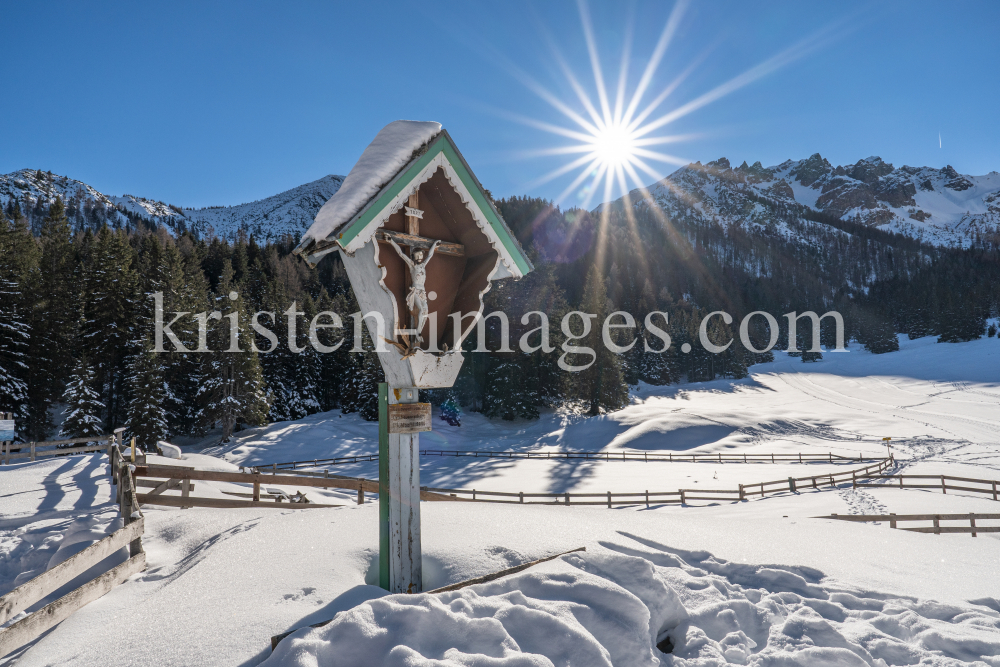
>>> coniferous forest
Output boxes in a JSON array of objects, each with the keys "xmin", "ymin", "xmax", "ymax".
[{"xmin": 1, "ymin": 190, "xmax": 998, "ymax": 446}]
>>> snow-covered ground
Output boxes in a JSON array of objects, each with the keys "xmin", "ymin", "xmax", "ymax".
[{"xmin": 2, "ymin": 335, "xmax": 999, "ymax": 666}]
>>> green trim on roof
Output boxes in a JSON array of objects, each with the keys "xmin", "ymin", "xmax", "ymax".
[{"xmin": 336, "ymin": 134, "xmax": 532, "ymax": 276}]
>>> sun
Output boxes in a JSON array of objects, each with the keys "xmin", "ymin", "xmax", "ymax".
[
  {"xmin": 590, "ymin": 123, "xmax": 638, "ymax": 170},
  {"xmin": 506, "ymin": 0, "xmax": 839, "ymax": 211}
]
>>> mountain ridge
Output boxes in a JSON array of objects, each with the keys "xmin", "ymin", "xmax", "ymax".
[
  {"xmin": 3, "ymin": 154, "xmax": 999, "ymax": 247},
  {"xmin": 605, "ymin": 154, "xmax": 1000, "ymax": 247}
]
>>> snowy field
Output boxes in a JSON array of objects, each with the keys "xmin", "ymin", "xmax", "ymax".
[{"xmin": 2, "ymin": 335, "xmax": 1000, "ymax": 666}]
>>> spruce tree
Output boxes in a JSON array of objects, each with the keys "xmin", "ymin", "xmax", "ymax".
[
  {"xmin": 483, "ymin": 354, "xmax": 538, "ymax": 420},
  {"xmin": 570, "ymin": 265, "xmax": 629, "ymax": 415},
  {"xmin": 196, "ymin": 262, "xmax": 269, "ymax": 440},
  {"xmin": 81, "ymin": 227, "xmax": 140, "ymax": 428},
  {"xmin": 0, "ymin": 210, "xmax": 32, "ymax": 429},
  {"xmin": 60, "ymin": 356, "xmax": 104, "ymax": 442},
  {"xmin": 29, "ymin": 198, "xmax": 77, "ymax": 438},
  {"xmin": 127, "ymin": 339, "xmax": 168, "ymax": 450}
]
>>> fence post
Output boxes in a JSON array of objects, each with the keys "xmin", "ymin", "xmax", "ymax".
[
  {"xmin": 771, "ymin": 454, "xmax": 775, "ymax": 463},
  {"xmin": 788, "ymin": 477, "xmax": 796, "ymax": 493},
  {"xmin": 933, "ymin": 515, "xmax": 940, "ymax": 535},
  {"xmin": 889, "ymin": 513, "xmax": 896, "ymax": 529},
  {"xmin": 472, "ymin": 489, "xmax": 476, "ymax": 501},
  {"xmin": 829, "ymin": 453, "xmax": 833, "ymax": 463},
  {"xmin": 941, "ymin": 476, "xmax": 947, "ymax": 494},
  {"xmin": 181, "ymin": 479, "xmax": 191, "ymax": 509},
  {"xmin": 799, "ymin": 453, "xmax": 802, "ymax": 464},
  {"xmin": 899, "ymin": 476, "xmax": 903, "ymax": 489},
  {"xmin": 253, "ymin": 481, "xmax": 260, "ymax": 502},
  {"xmin": 739, "ymin": 484, "xmax": 744, "ymax": 501},
  {"xmin": 680, "ymin": 490, "xmax": 686, "ymax": 505},
  {"xmin": 852, "ymin": 471, "xmax": 856, "ymax": 489},
  {"xmin": 565, "ymin": 493, "xmax": 570, "ymax": 506},
  {"xmin": 645, "ymin": 490, "xmax": 649, "ymax": 507},
  {"xmin": 970, "ymin": 514, "xmax": 977, "ymax": 538},
  {"xmin": 519, "ymin": 492, "xmax": 523, "ymax": 504},
  {"xmin": 357, "ymin": 485, "xmax": 364, "ymax": 505},
  {"xmin": 607, "ymin": 491, "xmax": 611, "ymax": 509},
  {"xmin": 993, "ymin": 482, "xmax": 997, "ymax": 501}
]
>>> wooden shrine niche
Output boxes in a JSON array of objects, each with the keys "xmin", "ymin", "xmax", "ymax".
[{"xmin": 375, "ymin": 166, "xmax": 499, "ymax": 354}]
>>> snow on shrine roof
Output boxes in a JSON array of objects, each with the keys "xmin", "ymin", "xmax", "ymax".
[{"xmin": 296, "ymin": 120, "xmax": 442, "ymax": 252}]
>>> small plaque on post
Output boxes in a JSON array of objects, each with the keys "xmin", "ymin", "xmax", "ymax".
[
  {"xmin": 0, "ymin": 420, "xmax": 14, "ymax": 441},
  {"xmin": 387, "ymin": 403, "xmax": 432, "ymax": 434}
]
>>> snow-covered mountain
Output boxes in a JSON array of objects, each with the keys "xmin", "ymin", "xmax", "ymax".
[
  {"xmin": 0, "ymin": 168, "xmax": 344, "ymax": 241},
  {"xmin": 607, "ymin": 155, "xmax": 1000, "ymax": 247},
  {"xmin": 4, "ymin": 155, "xmax": 999, "ymax": 247}
]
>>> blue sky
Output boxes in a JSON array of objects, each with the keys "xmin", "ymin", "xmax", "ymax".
[{"xmin": 1, "ymin": 1, "xmax": 998, "ymax": 209}]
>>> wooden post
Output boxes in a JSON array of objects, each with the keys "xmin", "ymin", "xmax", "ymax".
[
  {"xmin": 30, "ymin": 441, "xmax": 35, "ymax": 462},
  {"xmin": 382, "ymin": 384, "xmax": 422, "ymax": 594},
  {"xmin": 181, "ymin": 479, "xmax": 191, "ymax": 509},
  {"xmin": 852, "ymin": 471, "xmax": 857, "ymax": 489},
  {"xmin": 645, "ymin": 490, "xmax": 649, "ymax": 507},
  {"xmin": 739, "ymin": 484, "xmax": 744, "ymax": 501},
  {"xmin": 607, "ymin": 491, "xmax": 612, "ymax": 508},
  {"xmin": 941, "ymin": 475, "xmax": 947, "ymax": 494},
  {"xmin": 889, "ymin": 513, "xmax": 896, "ymax": 529},
  {"xmin": 993, "ymin": 482, "xmax": 997, "ymax": 501},
  {"xmin": 680, "ymin": 490, "xmax": 686, "ymax": 505},
  {"xmin": 378, "ymin": 383, "xmax": 390, "ymax": 590},
  {"xmin": 252, "ymin": 481, "xmax": 260, "ymax": 502},
  {"xmin": 788, "ymin": 477, "xmax": 796, "ymax": 493},
  {"xmin": 933, "ymin": 515, "xmax": 940, "ymax": 535},
  {"xmin": 519, "ymin": 492, "xmax": 523, "ymax": 504},
  {"xmin": 565, "ymin": 492, "xmax": 570, "ymax": 506},
  {"xmin": 970, "ymin": 514, "xmax": 977, "ymax": 538},
  {"xmin": 357, "ymin": 485, "xmax": 364, "ymax": 505}
]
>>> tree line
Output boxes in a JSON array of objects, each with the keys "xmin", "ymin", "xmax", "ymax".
[{"xmin": 1, "ymin": 190, "xmax": 997, "ymax": 447}]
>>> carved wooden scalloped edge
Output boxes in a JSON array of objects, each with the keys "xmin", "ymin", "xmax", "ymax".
[{"xmin": 367, "ymin": 152, "xmax": 508, "ymax": 351}]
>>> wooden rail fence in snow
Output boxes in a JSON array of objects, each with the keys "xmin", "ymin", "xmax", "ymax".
[
  {"xmin": 818, "ymin": 513, "xmax": 1000, "ymax": 537},
  {"xmin": 856, "ymin": 474, "xmax": 1000, "ymax": 500},
  {"xmin": 131, "ymin": 465, "xmax": 462, "ymax": 509},
  {"xmin": 0, "ymin": 441, "xmax": 145, "ymax": 659},
  {"xmin": 1, "ymin": 433, "xmax": 118, "ymax": 465},
  {"xmin": 258, "ymin": 449, "xmax": 882, "ymax": 472}
]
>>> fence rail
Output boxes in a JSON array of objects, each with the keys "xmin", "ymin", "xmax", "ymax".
[
  {"xmin": 819, "ymin": 512, "xmax": 1000, "ymax": 537},
  {"xmin": 258, "ymin": 449, "xmax": 882, "ymax": 472},
  {"xmin": 0, "ymin": 437, "xmax": 144, "ymax": 658},
  {"xmin": 856, "ymin": 474, "xmax": 999, "ymax": 500}
]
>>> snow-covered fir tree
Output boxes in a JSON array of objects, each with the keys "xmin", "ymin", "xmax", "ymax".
[
  {"xmin": 196, "ymin": 262, "xmax": 269, "ymax": 441},
  {"xmin": 127, "ymin": 339, "xmax": 168, "ymax": 450},
  {"xmin": 483, "ymin": 355, "xmax": 538, "ymax": 420},
  {"xmin": 60, "ymin": 356, "xmax": 105, "ymax": 441},
  {"xmin": 0, "ymin": 210, "xmax": 31, "ymax": 427}
]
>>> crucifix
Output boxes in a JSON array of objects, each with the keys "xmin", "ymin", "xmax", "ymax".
[{"xmin": 375, "ymin": 192, "xmax": 464, "ymax": 353}]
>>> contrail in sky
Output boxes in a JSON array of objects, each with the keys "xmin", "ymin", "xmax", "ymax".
[{"xmin": 939, "ymin": 132, "xmax": 942, "ymax": 148}]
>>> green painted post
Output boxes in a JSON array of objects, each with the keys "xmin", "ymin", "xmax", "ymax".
[{"xmin": 378, "ymin": 383, "xmax": 389, "ymax": 590}]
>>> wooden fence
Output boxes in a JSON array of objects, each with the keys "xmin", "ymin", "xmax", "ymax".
[
  {"xmin": 857, "ymin": 474, "xmax": 999, "ymax": 501},
  {"xmin": 0, "ymin": 441, "xmax": 145, "ymax": 658},
  {"xmin": 818, "ymin": 512, "xmax": 1000, "ymax": 537},
  {"xmin": 418, "ymin": 456, "xmax": 896, "ymax": 507},
  {"xmin": 259, "ymin": 449, "xmax": 882, "ymax": 472},
  {"xmin": 130, "ymin": 465, "xmax": 463, "ymax": 510},
  {"xmin": 1, "ymin": 434, "xmax": 119, "ymax": 465}
]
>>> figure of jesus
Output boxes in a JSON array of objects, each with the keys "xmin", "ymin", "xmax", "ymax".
[{"xmin": 387, "ymin": 237, "xmax": 440, "ymax": 343}]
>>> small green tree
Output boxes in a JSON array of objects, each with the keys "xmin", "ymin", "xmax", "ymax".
[
  {"xmin": 127, "ymin": 340, "xmax": 168, "ymax": 450},
  {"xmin": 60, "ymin": 356, "xmax": 104, "ymax": 442}
]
